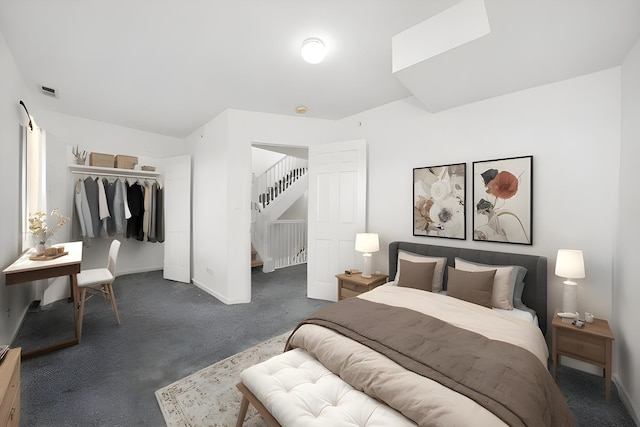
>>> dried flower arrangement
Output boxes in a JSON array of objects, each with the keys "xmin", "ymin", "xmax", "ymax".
[{"xmin": 29, "ymin": 208, "xmax": 70, "ymax": 244}]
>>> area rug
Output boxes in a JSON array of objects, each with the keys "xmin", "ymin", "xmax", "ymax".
[{"xmin": 155, "ymin": 331, "xmax": 291, "ymax": 427}]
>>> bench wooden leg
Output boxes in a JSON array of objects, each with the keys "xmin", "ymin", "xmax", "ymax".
[
  {"xmin": 236, "ymin": 382, "xmax": 281, "ymax": 427},
  {"xmin": 236, "ymin": 394, "xmax": 250, "ymax": 427}
]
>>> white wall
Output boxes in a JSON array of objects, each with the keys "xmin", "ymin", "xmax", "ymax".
[
  {"xmin": 188, "ymin": 109, "xmax": 340, "ymax": 303},
  {"xmin": 251, "ymin": 146, "xmax": 285, "ymax": 177},
  {"xmin": 187, "ymin": 111, "xmax": 232, "ymax": 302},
  {"xmin": 277, "ymin": 190, "xmax": 308, "ymax": 220},
  {"xmin": 615, "ymin": 38, "xmax": 640, "ymax": 424},
  {"xmin": 0, "ymin": 32, "xmax": 35, "ymax": 343},
  {"xmin": 336, "ymin": 68, "xmax": 621, "ymax": 360}
]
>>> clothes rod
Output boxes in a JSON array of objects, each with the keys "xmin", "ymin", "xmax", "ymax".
[{"xmin": 70, "ymin": 170, "xmax": 158, "ymax": 180}]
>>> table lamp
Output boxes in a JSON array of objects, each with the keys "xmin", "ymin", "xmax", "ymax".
[
  {"xmin": 555, "ymin": 249, "xmax": 585, "ymax": 313},
  {"xmin": 355, "ymin": 233, "xmax": 379, "ymax": 278}
]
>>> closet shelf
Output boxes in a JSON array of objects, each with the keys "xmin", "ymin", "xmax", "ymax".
[{"xmin": 69, "ymin": 165, "xmax": 160, "ymax": 179}]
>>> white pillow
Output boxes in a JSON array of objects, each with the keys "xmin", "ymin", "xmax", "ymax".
[
  {"xmin": 454, "ymin": 258, "xmax": 516, "ymax": 310},
  {"xmin": 397, "ymin": 250, "xmax": 447, "ymax": 292}
]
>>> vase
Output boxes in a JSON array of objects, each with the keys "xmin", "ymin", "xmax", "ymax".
[{"xmin": 35, "ymin": 242, "xmax": 46, "ymax": 255}]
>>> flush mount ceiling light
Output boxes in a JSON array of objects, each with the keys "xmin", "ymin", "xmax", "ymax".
[
  {"xmin": 295, "ymin": 106, "xmax": 308, "ymax": 114},
  {"xmin": 301, "ymin": 38, "xmax": 326, "ymax": 64}
]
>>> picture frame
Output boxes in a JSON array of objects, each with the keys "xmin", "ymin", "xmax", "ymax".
[
  {"xmin": 472, "ymin": 155, "xmax": 533, "ymax": 245},
  {"xmin": 413, "ymin": 163, "xmax": 466, "ymax": 240}
]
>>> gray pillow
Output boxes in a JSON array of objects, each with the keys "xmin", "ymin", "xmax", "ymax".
[
  {"xmin": 446, "ymin": 267, "xmax": 496, "ymax": 308},
  {"xmin": 397, "ymin": 259, "xmax": 436, "ymax": 291}
]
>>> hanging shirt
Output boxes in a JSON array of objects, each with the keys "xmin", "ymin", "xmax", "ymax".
[
  {"xmin": 104, "ymin": 178, "xmax": 117, "ymax": 236},
  {"xmin": 142, "ymin": 181, "xmax": 151, "ymax": 240},
  {"xmin": 113, "ymin": 179, "xmax": 126, "ymax": 235},
  {"xmin": 84, "ymin": 177, "xmax": 101, "ymax": 239},
  {"xmin": 148, "ymin": 182, "xmax": 158, "ymax": 242},
  {"xmin": 120, "ymin": 179, "xmax": 132, "ymax": 220},
  {"xmin": 74, "ymin": 179, "xmax": 94, "ymax": 239},
  {"xmin": 155, "ymin": 184, "xmax": 164, "ymax": 243},
  {"xmin": 126, "ymin": 182, "xmax": 144, "ymax": 241}
]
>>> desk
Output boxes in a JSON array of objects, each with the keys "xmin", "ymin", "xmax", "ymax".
[{"xmin": 3, "ymin": 241, "xmax": 83, "ymax": 359}]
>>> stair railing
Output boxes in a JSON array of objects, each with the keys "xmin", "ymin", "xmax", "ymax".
[
  {"xmin": 263, "ymin": 220, "xmax": 307, "ymax": 271},
  {"xmin": 255, "ymin": 156, "xmax": 308, "ymax": 210}
]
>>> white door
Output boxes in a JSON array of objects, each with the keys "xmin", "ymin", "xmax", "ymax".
[
  {"xmin": 163, "ymin": 155, "xmax": 191, "ymax": 283},
  {"xmin": 307, "ymin": 140, "xmax": 367, "ymax": 301}
]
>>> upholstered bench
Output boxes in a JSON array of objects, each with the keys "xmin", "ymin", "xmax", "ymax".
[{"xmin": 236, "ymin": 348, "xmax": 414, "ymax": 427}]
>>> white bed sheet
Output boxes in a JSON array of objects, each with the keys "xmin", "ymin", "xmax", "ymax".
[{"xmin": 384, "ymin": 281, "xmax": 539, "ymax": 326}]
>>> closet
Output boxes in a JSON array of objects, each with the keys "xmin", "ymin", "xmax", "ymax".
[{"xmin": 68, "ymin": 155, "xmax": 191, "ymax": 283}]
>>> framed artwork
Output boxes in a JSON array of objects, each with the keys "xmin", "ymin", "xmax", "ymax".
[
  {"xmin": 472, "ymin": 155, "xmax": 533, "ymax": 245},
  {"xmin": 413, "ymin": 163, "xmax": 466, "ymax": 239}
]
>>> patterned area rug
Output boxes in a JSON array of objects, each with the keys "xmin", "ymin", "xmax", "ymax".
[{"xmin": 155, "ymin": 331, "xmax": 291, "ymax": 427}]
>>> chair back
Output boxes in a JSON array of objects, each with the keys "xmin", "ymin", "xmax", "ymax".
[{"xmin": 107, "ymin": 240, "xmax": 121, "ymax": 276}]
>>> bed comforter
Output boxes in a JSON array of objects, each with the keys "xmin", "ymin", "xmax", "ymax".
[{"xmin": 286, "ymin": 286, "xmax": 574, "ymax": 427}]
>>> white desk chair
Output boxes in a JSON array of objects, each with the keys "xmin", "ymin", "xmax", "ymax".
[{"xmin": 76, "ymin": 239, "xmax": 121, "ymax": 341}]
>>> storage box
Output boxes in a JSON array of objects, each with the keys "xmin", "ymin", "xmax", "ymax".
[
  {"xmin": 141, "ymin": 165, "xmax": 156, "ymax": 172},
  {"xmin": 115, "ymin": 154, "xmax": 138, "ymax": 169},
  {"xmin": 89, "ymin": 152, "xmax": 115, "ymax": 167}
]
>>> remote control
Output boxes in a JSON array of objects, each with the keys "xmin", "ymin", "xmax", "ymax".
[{"xmin": 557, "ymin": 312, "xmax": 576, "ymax": 319}]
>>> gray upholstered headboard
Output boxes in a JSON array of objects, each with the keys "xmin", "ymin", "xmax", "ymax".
[{"xmin": 389, "ymin": 241, "xmax": 548, "ymax": 335}]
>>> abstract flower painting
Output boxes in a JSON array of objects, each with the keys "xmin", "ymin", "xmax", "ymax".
[
  {"xmin": 413, "ymin": 163, "xmax": 466, "ymax": 239},
  {"xmin": 472, "ymin": 156, "xmax": 533, "ymax": 245}
]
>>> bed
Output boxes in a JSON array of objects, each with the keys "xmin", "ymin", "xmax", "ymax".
[{"xmin": 240, "ymin": 241, "xmax": 573, "ymax": 426}]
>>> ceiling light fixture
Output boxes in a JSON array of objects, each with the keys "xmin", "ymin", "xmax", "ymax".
[
  {"xmin": 295, "ymin": 106, "xmax": 308, "ymax": 114},
  {"xmin": 301, "ymin": 38, "xmax": 326, "ymax": 64}
]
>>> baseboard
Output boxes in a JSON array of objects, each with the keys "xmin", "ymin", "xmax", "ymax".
[
  {"xmin": 612, "ymin": 374, "xmax": 640, "ymax": 425},
  {"xmin": 191, "ymin": 278, "xmax": 250, "ymax": 305},
  {"xmin": 116, "ymin": 266, "xmax": 163, "ymax": 277}
]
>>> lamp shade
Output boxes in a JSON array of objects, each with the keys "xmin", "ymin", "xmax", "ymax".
[
  {"xmin": 355, "ymin": 233, "xmax": 379, "ymax": 253},
  {"xmin": 555, "ymin": 249, "xmax": 585, "ymax": 279}
]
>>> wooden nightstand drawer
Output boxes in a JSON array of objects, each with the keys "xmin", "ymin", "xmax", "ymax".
[
  {"xmin": 341, "ymin": 281, "xmax": 368, "ymax": 293},
  {"xmin": 557, "ymin": 328, "xmax": 606, "ymax": 364},
  {"xmin": 340, "ymin": 287, "xmax": 362, "ymax": 299},
  {"xmin": 336, "ymin": 273, "xmax": 388, "ymax": 300}
]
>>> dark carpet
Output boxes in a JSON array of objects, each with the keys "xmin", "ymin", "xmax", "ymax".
[{"xmin": 12, "ymin": 264, "xmax": 637, "ymax": 426}]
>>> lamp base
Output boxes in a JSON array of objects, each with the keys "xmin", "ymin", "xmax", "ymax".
[
  {"xmin": 361, "ymin": 253, "xmax": 372, "ymax": 278},
  {"xmin": 562, "ymin": 281, "xmax": 578, "ymax": 313}
]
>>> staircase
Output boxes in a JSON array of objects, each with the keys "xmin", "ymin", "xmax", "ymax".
[
  {"xmin": 252, "ymin": 156, "xmax": 308, "ymax": 272},
  {"xmin": 251, "ymin": 245, "xmax": 263, "ymax": 269}
]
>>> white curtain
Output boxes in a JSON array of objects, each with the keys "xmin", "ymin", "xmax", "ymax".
[
  {"xmin": 23, "ymin": 119, "xmax": 47, "ymax": 250},
  {"xmin": 23, "ymin": 118, "xmax": 48, "ymax": 300}
]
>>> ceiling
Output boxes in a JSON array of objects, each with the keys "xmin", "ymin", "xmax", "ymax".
[{"xmin": 1, "ymin": 0, "xmax": 639, "ymax": 139}]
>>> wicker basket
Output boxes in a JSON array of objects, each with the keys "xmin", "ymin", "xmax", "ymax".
[
  {"xmin": 89, "ymin": 152, "xmax": 115, "ymax": 167},
  {"xmin": 115, "ymin": 155, "xmax": 138, "ymax": 169}
]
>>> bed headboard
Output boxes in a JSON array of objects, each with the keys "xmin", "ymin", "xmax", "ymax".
[{"xmin": 388, "ymin": 241, "xmax": 548, "ymax": 335}]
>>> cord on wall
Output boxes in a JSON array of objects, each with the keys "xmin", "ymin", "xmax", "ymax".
[{"xmin": 19, "ymin": 100, "xmax": 33, "ymax": 131}]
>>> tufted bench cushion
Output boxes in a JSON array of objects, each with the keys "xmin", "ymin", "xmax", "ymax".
[{"xmin": 236, "ymin": 348, "xmax": 414, "ymax": 427}]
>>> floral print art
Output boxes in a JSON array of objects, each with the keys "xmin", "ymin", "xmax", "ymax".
[
  {"xmin": 413, "ymin": 164, "xmax": 466, "ymax": 239},
  {"xmin": 473, "ymin": 156, "xmax": 532, "ymax": 245}
]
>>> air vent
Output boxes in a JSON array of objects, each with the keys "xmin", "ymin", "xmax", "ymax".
[{"xmin": 40, "ymin": 85, "xmax": 58, "ymax": 98}]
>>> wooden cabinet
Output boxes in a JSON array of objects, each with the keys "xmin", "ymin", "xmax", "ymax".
[
  {"xmin": 552, "ymin": 312, "xmax": 614, "ymax": 401},
  {"xmin": 0, "ymin": 348, "xmax": 20, "ymax": 427},
  {"xmin": 336, "ymin": 273, "xmax": 388, "ymax": 300}
]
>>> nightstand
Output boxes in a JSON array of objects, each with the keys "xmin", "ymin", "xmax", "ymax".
[
  {"xmin": 0, "ymin": 348, "xmax": 21, "ymax": 427},
  {"xmin": 336, "ymin": 272, "xmax": 388, "ymax": 300},
  {"xmin": 551, "ymin": 311, "xmax": 615, "ymax": 401}
]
